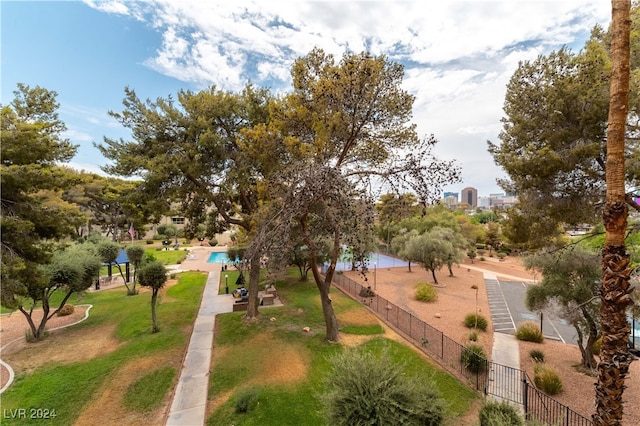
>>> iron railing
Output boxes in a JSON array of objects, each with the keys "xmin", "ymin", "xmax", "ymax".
[{"xmin": 331, "ymin": 272, "xmax": 592, "ymax": 426}]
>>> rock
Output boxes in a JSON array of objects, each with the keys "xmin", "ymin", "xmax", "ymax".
[
  {"xmin": 435, "ymin": 313, "xmax": 441, "ymax": 318},
  {"xmin": 303, "ymin": 326, "xmax": 310, "ymax": 333},
  {"xmin": 270, "ymin": 317, "xmax": 277, "ymax": 322}
]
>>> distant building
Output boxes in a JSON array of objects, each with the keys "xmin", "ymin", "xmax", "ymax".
[
  {"xmin": 443, "ymin": 191, "xmax": 458, "ymax": 202},
  {"xmin": 461, "ymin": 187, "xmax": 478, "ymax": 208},
  {"xmin": 443, "ymin": 195, "xmax": 458, "ymax": 209}
]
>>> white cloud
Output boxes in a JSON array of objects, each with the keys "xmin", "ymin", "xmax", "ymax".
[{"xmin": 84, "ymin": 0, "xmax": 612, "ymax": 196}]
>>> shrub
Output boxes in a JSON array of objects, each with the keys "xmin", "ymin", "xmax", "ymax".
[
  {"xmin": 480, "ymin": 256, "xmax": 486, "ymax": 261},
  {"xmin": 321, "ymin": 347, "xmax": 445, "ymax": 426},
  {"xmin": 529, "ymin": 349, "xmax": 545, "ymax": 363},
  {"xmin": 497, "ymin": 252, "xmax": 507, "ymax": 260},
  {"xmin": 146, "ymin": 239, "xmax": 154, "ymax": 245},
  {"xmin": 208, "ymin": 238, "xmax": 218, "ymax": 247},
  {"xmin": 415, "ymin": 283, "xmax": 438, "ymax": 302},
  {"xmin": 463, "ymin": 313, "xmax": 488, "ymax": 331},
  {"xmin": 468, "ymin": 331, "xmax": 478, "ymax": 342},
  {"xmin": 57, "ymin": 304, "xmax": 74, "ymax": 317},
  {"xmin": 479, "ymin": 400, "xmax": 523, "ymax": 426},
  {"xmin": 515, "ymin": 321, "xmax": 544, "ymax": 343},
  {"xmin": 235, "ymin": 388, "xmax": 259, "ymax": 413},
  {"xmin": 533, "ymin": 364, "xmax": 563, "ymax": 395},
  {"xmin": 460, "ymin": 344, "xmax": 487, "ymax": 373}
]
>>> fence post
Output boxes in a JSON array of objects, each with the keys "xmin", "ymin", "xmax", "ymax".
[{"xmin": 522, "ymin": 377, "xmax": 528, "ymax": 419}]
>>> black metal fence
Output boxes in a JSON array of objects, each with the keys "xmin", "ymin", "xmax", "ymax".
[{"xmin": 331, "ymin": 272, "xmax": 592, "ymax": 426}]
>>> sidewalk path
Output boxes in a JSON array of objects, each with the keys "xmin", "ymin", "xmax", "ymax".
[{"xmin": 166, "ymin": 268, "xmax": 233, "ymax": 426}]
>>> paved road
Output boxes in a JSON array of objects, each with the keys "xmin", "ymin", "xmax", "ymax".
[{"xmin": 486, "ymin": 276, "xmax": 578, "ymax": 344}]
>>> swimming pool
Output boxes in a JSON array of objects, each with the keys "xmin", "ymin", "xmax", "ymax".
[
  {"xmin": 207, "ymin": 251, "xmax": 234, "ymax": 264},
  {"xmin": 330, "ymin": 252, "xmax": 408, "ymax": 271}
]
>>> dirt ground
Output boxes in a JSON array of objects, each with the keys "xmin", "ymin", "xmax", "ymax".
[
  {"xmin": 2, "ymin": 255, "xmax": 638, "ymax": 424},
  {"xmin": 342, "ymin": 256, "xmax": 639, "ymax": 425}
]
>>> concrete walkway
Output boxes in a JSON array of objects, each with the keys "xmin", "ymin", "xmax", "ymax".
[
  {"xmin": 484, "ymin": 272, "xmax": 524, "ymax": 405},
  {"xmin": 166, "ymin": 269, "xmax": 233, "ymax": 426}
]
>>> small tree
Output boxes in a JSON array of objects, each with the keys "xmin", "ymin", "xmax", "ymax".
[
  {"xmin": 404, "ymin": 232, "xmax": 453, "ymax": 285},
  {"xmin": 524, "ymin": 248, "xmax": 601, "ymax": 369},
  {"xmin": 20, "ymin": 244, "xmax": 100, "ymax": 340},
  {"xmin": 137, "ymin": 261, "xmax": 168, "ymax": 333},
  {"xmin": 125, "ymin": 245, "xmax": 145, "ymax": 294}
]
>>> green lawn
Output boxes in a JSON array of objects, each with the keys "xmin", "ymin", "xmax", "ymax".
[
  {"xmin": 0, "ymin": 271, "xmax": 207, "ymax": 426},
  {"xmin": 207, "ymin": 269, "xmax": 478, "ymax": 425}
]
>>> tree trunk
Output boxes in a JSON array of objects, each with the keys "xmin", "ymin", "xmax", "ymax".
[
  {"xmin": 431, "ymin": 268, "xmax": 438, "ymax": 285},
  {"xmin": 151, "ymin": 289, "xmax": 159, "ymax": 333},
  {"xmin": 594, "ymin": 1, "xmax": 633, "ymax": 424},
  {"xmin": 307, "ymin": 225, "xmax": 340, "ymax": 342},
  {"xmin": 245, "ymin": 255, "xmax": 261, "ymax": 320}
]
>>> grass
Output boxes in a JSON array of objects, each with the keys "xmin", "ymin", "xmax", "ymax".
[
  {"xmin": 3, "ymin": 267, "xmax": 479, "ymax": 425},
  {"xmin": 123, "ymin": 366, "xmax": 177, "ymax": 412},
  {"xmin": 206, "ymin": 269, "xmax": 478, "ymax": 425},
  {"xmin": 0, "ymin": 271, "xmax": 207, "ymax": 426}
]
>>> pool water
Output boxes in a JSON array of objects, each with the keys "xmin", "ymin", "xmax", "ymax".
[
  {"xmin": 329, "ymin": 253, "xmax": 408, "ymax": 271},
  {"xmin": 207, "ymin": 251, "xmax": 234, "ymax": 263}
]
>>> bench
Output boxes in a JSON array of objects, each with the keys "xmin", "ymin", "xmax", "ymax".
[{"xmin": 232, "ymin": 301, "xmax": 248, "ymax": 312}]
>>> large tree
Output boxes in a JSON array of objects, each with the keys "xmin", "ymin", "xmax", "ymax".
[
  {"xmin": 97, "ymin": 84, "xmax": 273, "ymax": 318},
  {"xmin": 248, "ymin": 49, "xmax": 461, "ymax": 341},
  {"xmin": 1, "ymin": 84, "xmax": 86, "ymax": 317},
  {"xmin": 595, "ymin": 1, "xmax": 635, "ymax": 424},
  {"xmin": 488, "ymin": 6, "xmax": 640, "ymax": 241}
]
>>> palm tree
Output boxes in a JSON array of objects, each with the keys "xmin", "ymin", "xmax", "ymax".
[{"xmin": 594, "ymin": 1, "xmax": 634, "ymax": 424}]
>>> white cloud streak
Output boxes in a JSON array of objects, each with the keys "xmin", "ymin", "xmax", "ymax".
[{"xmin": 83, "ymin": 0, "xmax": 611, "ymax": 195}]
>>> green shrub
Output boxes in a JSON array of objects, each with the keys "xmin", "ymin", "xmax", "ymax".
[
  {"xmin": 533, "ymin": 364, "xmax": 563, "ymax": 395},
  {"xmin": 479, "ymin": 256, "xmax": 486, "ymax": 261},
  {"xmin": 146, "ymin": 239, "xmax": 154, "ymax": 244},
  {"xmin": 479, "ymin": 400, "xmax": 523, "ymax": 426},
  {"xmin": 460, "ymin": 344, "xmax": 487, "ymax": 373},
  {"xmin": 468, "ymin": 331, "xmax": 478, "ymax": 342},
  {"xmin": 321, "ymin": 347, "xmax": 445, "ymax": 426},
  {"xmin": 515, "ymin": 321, "xmax": 544, "ymax": 343},
  {"xmin": 415, "ymin": 283, "xmax": 438, "ymax": 302},
  {"xmin": 529, "ymin": 349, "xmax": 545, "ymax": 363},
  {"xmin": 235, "ymin": 387, "xmax": 259, "ymax": 413},
  {"xmin": 463, "ymin": 313, "xmax": 488, "ymax": 331},
  {"xmin": 208, "ymin": 238, "xmax": 218, "ymax": 247},
  {"xmin": 57, "ymin": 304, "xmax": 74, "ymax": 317}
]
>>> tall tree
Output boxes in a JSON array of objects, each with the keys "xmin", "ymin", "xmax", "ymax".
[
  {"xmin": 595, "ymin": 1, "xmax": 635, "ymax": 424},
  {"xmin": 1, "ymin": 84, "xmax": 84, "ymax": 315},
  {"xmin": 97, "ymin": 84, "xmax": 273, "ymax": 318},
  {"xmin": 248, "ymin": 49, "xmax": 460, "ymax": 341}
]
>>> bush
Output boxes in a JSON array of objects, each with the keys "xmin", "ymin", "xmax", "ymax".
[
  {"xmin": 468, "ymin": 331, "xmax": 478, "ymax": 342},
  {"xmin": 593, "ymin": 337, "xmax": 602, "ymax": 355},
  {"xmin": 479, "ymin": 400, "xmax": 523, "ymax": 426},
  {"xmin": 56, "ymin": 304, "xmax": 75, "ymax": 317},
  {"xmin": 208, "ymin": 238, "xmax": 218, "ymax": 247},
  {"xmin": 460, "ymin": 344, "xmax": 487, "ymax": 373},
  {"xmin": 321, "ymin": 347, "xmax": 445, "ymax": 426},
  {"xmin": 463, "ymin": 313, "xmax": 488, "ymax": 331},
  {"xmin": 146, "ymin": 239, "xmax": 154, "ymax": 244},
  {"xmin": 533, "ymin": 364, "xmax": 563, "ymax": 395},
  {"xmin": 529, "ymin": 349, "xmax": 545, "ymax": 363},
  {"xmin": 515, "ymin": 321, "xmax": 544, "ymax": 343},
  {"xmin": 235, "ymin": 388, "xmax": 259, "ymax": 413},
  {"xmin": 415, "ymin": 283, "xmax": 438, "ymax": 302}
]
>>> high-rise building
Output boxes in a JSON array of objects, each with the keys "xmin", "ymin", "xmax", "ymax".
[
  {"xmin": 443, "ymin": 191, "xmax": 458, "ymax": 202},
  {"xmin": 461, "ymin": 187, "xmax": 478, "ymax": 208}
]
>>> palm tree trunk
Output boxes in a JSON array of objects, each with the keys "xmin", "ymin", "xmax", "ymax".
[{"xmin": 594, "ymin": 1, "xmax": 634, "ymax": 424}]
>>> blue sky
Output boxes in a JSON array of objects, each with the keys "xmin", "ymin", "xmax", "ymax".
[{"xmin": 1, "ymin": 0, "xmax": 611, "ymax": 197}]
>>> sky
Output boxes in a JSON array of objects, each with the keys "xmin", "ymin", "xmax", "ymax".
[{"xmin": 1, "ymin": 0, "xmax": 612, "ymax": 197}]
